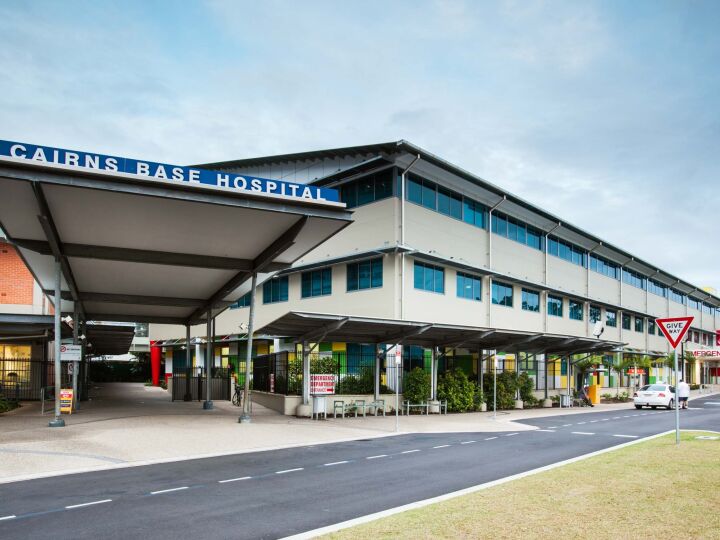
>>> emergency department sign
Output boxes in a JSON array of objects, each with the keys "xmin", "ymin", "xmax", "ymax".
[{"xmin": 0, "ymin": 140, "xmax": 340, "ymax": 204}]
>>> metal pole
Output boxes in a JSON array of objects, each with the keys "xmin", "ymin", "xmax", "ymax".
[
  {"xmin": 184, "ymin": 324, "xmax": 191, "ymax": 401},
  {"xmin": 493, "ymin": 352, "xmax": 497, "ymax": 420},
  {"xmin": 567, "ymin": 356, "xmax": 571, "ymax": 405},
  {"xmin": 203, "ymin": 306, "xmax": 213, "ymax": 410},
  {"xmin": 374, "ymin": 344, "xmax": 381, "ymax": 402},
  {"xmin": 49, "ymin": 260, "xmax": 64, "ymax": 428},
  {"xmin": 239, "ymin": 273, "xmax": 257, "ymax": 423},
  {"xmin": 395, "ymin": 346, "xmax": 400, "ymax": 432},
  {"xmin": 674, "ymin": 345, "xmax": 680, "ymax": 445},
  {"xmin": 72, "ymin": 308, "xmax": 79, "ymax": 411}
]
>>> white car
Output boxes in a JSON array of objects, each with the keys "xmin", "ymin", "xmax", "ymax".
[{"xmin": 633, "ymin": 384, "xmax": 675, "ymax": 410}]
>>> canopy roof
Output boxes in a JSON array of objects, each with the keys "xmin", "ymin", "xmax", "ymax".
[
  {"xmin": 85, "ymin": 322, "xmax": 135, "ymax": 356},
  {"xmin": 0, "ymin": 313, "xmax": 72, "ymax": 342},
  {"xmin": 0, "ymin": 140, "xmax": 352, "ymax": 327},
  {"xmin": 256, "ymin": 312, "xmax": 624, "ymax": 356}
]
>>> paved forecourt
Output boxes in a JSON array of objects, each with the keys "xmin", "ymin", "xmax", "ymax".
[{"xmin": 1, "ymin": 394, "xmax": 718, "ymax": 539}]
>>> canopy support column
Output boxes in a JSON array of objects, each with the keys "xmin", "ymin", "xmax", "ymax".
[
  {"xmin": 374, "ymin": 344, "xmax": 382, "ymax": 402},
  {"xmin": 203, "ymin": 306, "xmax": 214, "ymax": 410},
  {"xmin": 49, "ymin": 260, "xmax": 64, "ymax": 428},
  {"xmin": 430, "ymin": 347, "xmax": 438, "ymax": 401},
  {"xmin": 544, "ymin": 354, "xmax": 548, "ymax": 401},
  {"xmin": 302, "ymin": 342, "xmax": 310, "ymax": 405},
  {"xmin": 239, "ymin": 273, "xmax": 257, "ymax": 423},
  {"xmin": 72, "ymin": 306, "xmax": 79, "ymax": 411},
  {"xmin": 184, "ymin": 325, "xmax": 192, "ymax": 401}
]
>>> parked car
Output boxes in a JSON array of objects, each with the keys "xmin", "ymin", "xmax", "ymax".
[{"xmin": 633, "ymin": 384, "xmax": 675, "ymax": 409}]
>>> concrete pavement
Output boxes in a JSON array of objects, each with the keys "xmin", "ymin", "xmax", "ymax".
[{"xmin": 1, "ymin": 382, "xmax": 716, "ymax": 483}]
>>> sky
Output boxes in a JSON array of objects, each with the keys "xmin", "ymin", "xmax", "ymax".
[{"xmin": 1, "ymin": 0, "xmax": 718, "ymax": 290}]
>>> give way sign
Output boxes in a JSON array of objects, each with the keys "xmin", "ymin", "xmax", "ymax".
[{"xmin": 656, "ymin": 317, "xmax": 694, "ymax": 349}]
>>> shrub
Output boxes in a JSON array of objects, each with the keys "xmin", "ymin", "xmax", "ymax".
[
  {"xmin": 473, "ymin": 385, "xmax": 485, "ymax": 410},
  {"xmin": 437, "ymin": 369, "xmax": 475, "ymax": 412},
  {"xmin": 483, "ymin": 371, "xmax": 517, "ymax": 410},
  {"xmin": 0, "ymin": 396, "xmax": 18, "ymax": 414},
  {"xmin": 403, "ymin": 367, "xmax": 431, "ymax": 404},
  {"xmin": 518, "ymin": 372, "xmax": 537, "ymax": 406}
]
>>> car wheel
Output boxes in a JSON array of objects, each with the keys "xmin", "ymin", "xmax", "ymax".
[
  {"xmin": 634, "ymin": 404, "xmax": 642, "ymax": 409},
  {"xmin": 667, "ymin": 399, "xmax": 674, "ymax": 410}
]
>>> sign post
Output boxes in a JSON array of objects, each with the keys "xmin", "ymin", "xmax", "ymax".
[
  {"xmin": 395, "ymin": 345, "xmax": 402, "ymax": 433},
  {"xmin": 656, "ymin": 317, "xmax": 694, "ymax": 445}
]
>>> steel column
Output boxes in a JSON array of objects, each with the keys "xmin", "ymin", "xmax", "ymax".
[
  {"xmin": 49, "ymin": 260, "xmax": 64, "ymax": 428},
  {"xmin": 240, "ymin": 273, "xmax": 257, "ymax": 423},
  {"xmin": 203, "ymin": 308, "xmax": 213, "ymax": 410}
]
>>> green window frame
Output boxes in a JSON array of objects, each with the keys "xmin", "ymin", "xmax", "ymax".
[{"xmin": 263, "ymin": 276, "xmax": 288, "ymax": 304}]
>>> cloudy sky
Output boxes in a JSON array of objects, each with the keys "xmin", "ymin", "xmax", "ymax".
[{"xmin": 1, "ymin": 0, "xmax": 718, "ymax": 290}]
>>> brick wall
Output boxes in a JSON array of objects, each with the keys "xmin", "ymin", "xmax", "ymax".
[{"xmin": 0, "ymin": 240, "xmax": 35, "ymax": 305}]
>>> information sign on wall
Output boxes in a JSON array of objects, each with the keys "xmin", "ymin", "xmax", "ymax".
[{"xmin": 60, "ymin": 344, "xmax": 81, "ymax": 362}]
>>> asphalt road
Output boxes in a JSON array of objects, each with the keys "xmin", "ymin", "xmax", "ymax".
[{"xmin": 1, "ymin": 396, "xmax": 719, "ymax": 540}]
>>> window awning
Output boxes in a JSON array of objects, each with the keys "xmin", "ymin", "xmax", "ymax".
[{"xmin": 255, "ymin": 312, "xmax": 624, "ymax": 356}]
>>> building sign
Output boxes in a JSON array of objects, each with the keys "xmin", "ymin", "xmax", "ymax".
[
  {"xmin": 0, "ymin": 140, "xmax": 340, "ymax": 204},
  {"xmin": 310, "ymin": 374, "xmax": 335, "ymax": 395},
  {"xmin": 60, "ymin": 344, "xmax": 81, "ymax": 362},
  {"xmin": 627, "ymin": 368, "xmax": 646, "ymax": 375},
  {"xmin": 60, "ymin": 389, "xmax": 73, "ymax": 414},
  {"xmin": 716, "ymin": 330, "xmax": 720, "ymax": 347}
]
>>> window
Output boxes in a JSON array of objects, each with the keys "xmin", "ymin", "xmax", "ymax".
[
  {"xmin": 589, "ymin": 305, "xmax": 601, "ymax": 323},
  {"xmin": 462, "ymin": 198, "xmax": 486, "ymax": 228},
  {"xmin": 569, "ymin": 300, "xmax": 583, "ymax": 321},
  {"xmin": 622, "ymin": 268, "xmax": 646, "ymax": 290},
  {"xmin": 687, "ymin": 297, "xmax": 701, "ymax": 311},
  {"xmin": 669, "ymin": 289, "xmax": 685, "ymax": 304},
  {"xmin": 491, "ymin": 211, "xmax": 544, "ymax": 252},
  {"xmin": 492, "ymin": 281, "xmax": 514, "ymax": 307},
  {"xmin": 648, "ymin": 279, "xmax": 666, "ymax": 297},
  {"xmin": 648, "ymin": 319, "xmax": 655, "ymax": 335},
  {"xmin": 347, "ymin": 258, "xmax": 382, "ymax": 291},
  {"xmin": 339, "ymin": 169, "xmax": 395, "ymax": 209},
  {"xmin": 414, "ymin": 261, "xmax": 444, "ymax": 293},
  {"xmin": 456, "ymin": 272, "xmax": 482, "ymax": 301},
  {"xmin": 230, "ymin": 291, "xmax": 252, "ymax": 309},
  {"xmin": 548, "ymin": 235, "xmax": 586, "ymax": 267},
  {"xmin": 622, "ymin": 313, "xmax": 631, "ymax": 330},
  {"xmin": 437, "ymin": 187, "xmax": 462, "ymax": 220},
  {"xmin": 606, "ymin": 309, "xmax": 617, "ymax": 327},
  {"xmin": 301, "ymin": 268, "xmax": 332, "ymax": 298},
  {"xmin": 548, "ymin": 295, "xmax": 563, "ymax": 317},
  {"xmin": 635, "ymin": 317, "xmax": 644, "ymax": 333},
  {"xmin": 522, "ymin": 288, "xmax": 540, "ymax": 312},
  {"xmin": 589, "ymin": 254, "xmax": 619, "ymax": 280},
  {"xmin": 263, "ymin": 276, "xmax": 288, "ymax": 304}
]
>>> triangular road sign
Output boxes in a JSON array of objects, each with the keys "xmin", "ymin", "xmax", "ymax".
[{"xmin": 656, "ymin": 317, "xmax": 694, "ymax": 349}]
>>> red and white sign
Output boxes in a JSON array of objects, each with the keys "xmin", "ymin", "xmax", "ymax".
[
  {"xmin": 656, "ymin": 317, "xmax": 694, "ymax": 349},
  {"xmin": 716, "ymin": 330, "xmax": 720, "ymax": 347},
  {"xmin": 627, "ymin": 368, "xmax": 646, "ymax": 375},
  {"xmin": 691, "ymin": 349, "xmax": 720, "ymax": 358},
  {"xmin": 310, "ymin": 374, "xmax": 335, "ymax": 395}
]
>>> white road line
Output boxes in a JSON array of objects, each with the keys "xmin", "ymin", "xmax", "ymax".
[
  {"xmin": 631, "ymin": 414, "xmax": 639, "ymax": 417},
  {"xmin": 612, "ymin": 434, "xmax": 639, "ymax": 439},
  {"xmin": 432, "ymin": 445, "xmax": 450, "ymax": 449},
  {"xmin": 577, "ymin": 422, "xmax": 587, "ymax": 425},
  {"xmin": 401, "ymin": 449, "xmax": 420, "ymax": 454},
  {"xmin": 622, "ymin": 415, "xmax": 630, "ymax": 418},
  {"xmin": 546, "ymin": 426, "xmax": 558, "ymax": 429},
  {"xmin": 562, "ymin": 424, "xmax": 572, "ymax": 427},
  {"xmin": 324, "ymin": 461, "xmax": 349, "ymax": 466},
  {"xmin": 612, "ymin": 416, "xmax": 621, "ymax": 419},
  {"xmin": 572, "ymin": 432, "xmax": 595, "ymax": 436},
  {"xmin": 65, "ymin": 499, "xmax": 112, "ymax": 509},
  {"xmin": 484, "ymin": 437, "xmax": 498, "ymax": 440},
  {"xmin": 589, "ymin": 420, "xmax": 598, "ymax": 423},
  {"xmin": 460, "ymin": 441, "xmax": 476, "ymax": 445},
  {"xmin": 366, "ymin": 455, "xmax": 387, "ymax": 460},
  {"xmin": 505, "ymin": 433, "xmax": 518, "ymax": 437},
  {"xmin": 150, "ymin": 487, "xmax": 188, "ymax": 495},
  {"xmin": 0, "ymin": 515, "xmax": 17, "ymax": 521},
  {"xmin": 218, "ymin": 476, "xmax": 251, "ymax": 483},
  {"xmin": 536, "ymin": 429, "xmax": 556, "ymax": 433},
  {"xmin": 276, "ymin": 468, "xmax": 304, "ymax": 474}
]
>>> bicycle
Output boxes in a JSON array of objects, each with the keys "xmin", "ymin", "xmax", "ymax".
[{"xmin": 232, "ymin": 384, "xmax": 243, "ymax": 407}]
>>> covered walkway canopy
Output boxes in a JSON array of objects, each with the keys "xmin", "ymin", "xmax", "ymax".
[
  {"xmin": 257, "ymin": 311, "xmax": 624, "ymax": 356},
  {"xmin": 0, "ymin": 139, "xmax": 351, "ymax": 424}
]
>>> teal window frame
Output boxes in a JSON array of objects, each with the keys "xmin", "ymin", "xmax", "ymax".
[
  {"xmin": 622, "ymin": 313, "xmax": 631, "ymax": 330},
  {"xmin": 569, "ymin": 300, "xmax": 583, "ymax": 321},
  {"xmin": 456, "ymin": 272, "xmax": 482, "ymax": 301},
  {"xmin": 347, "ymin": 258, "xmax": 383, "ymax": 291},
  {"xmin": 491, "ymin": 281, "xmax": 514, "ymax": 307},
  {"xmin": 547, "ymin": 295, "xmax": 563, "ymax": 317},
  {"xmin": 589, "ymin": 305, "xmax": 601, "ymax": 323},
  {"xmin": 414, "ymin": 261, "xmax": 444, "ymax": 294},
  {"xmin": 301, "ymin": 268, "xmax": 332, "ymax": 298},
  {"xmin": 521, "ymin": 288, "xmax": 540, "ymax": 312},
  {"xmin": 263, "ymin": 276, "xmax": 289, "ymax": 304},
  {"xmin": 606, "ymin": 309, "xmax": 617, "ymax": 327}
]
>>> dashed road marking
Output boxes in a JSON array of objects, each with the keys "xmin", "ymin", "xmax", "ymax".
[
  {"xmin": 622, "ymin": 415, "xmax": 630, "ymax": 418},
  {"xmin": 324, "ymin": 461, "xmax": 349, "ymax": 466},
  {"xmin": 401, "ymin": 449, "xmax": 420, "ymax": 454},
  {"xmin": 536, "ymin": 429, "xmax": 556, "ymax": 433},
  {"xmin": 589, "ymin": 420, "xmax": 598, "ymax": 423},
  {"xmin": 276, "ymin": 468, "xmax": 304, "ymax": 475},
  {"xmin": 546, "ymin": 426, "xmax": 558, "ymax": 429},
  {"xmin": 65, "ymin": 499, "xmax": 112, "ymax": 509},
  {"xmin": 0, "ymin": 515, "xmax": 17, "ymax": 521},
  {"xmin": 612, "ymin": 434, "xmax": 638, "ymax": 439},
  {"xmin": 484, "ymin": 437, "xmax": 498, "ymax": 441},
  {"xmin": 572, "ymin": 432, "xmax": 595, "ymax": 436},
  {"xmin": 600, "ymin": 419, "xmax": 609, "ymax": 421},
  {"xmin": 577, "ymin": 422, "xmax": 587, "ymax": 425},
  {"xmin": 150, "ymin": 487, "xmax": 188, "ymax": 495},
  {"xmin": 366, "ymin": 455, "xmax": 387, "ymax": 460},
  {"xmin": 612, "ymin": 417, "xmax": 620, "ymax": 419},
  {"xmin": 432, "ymin": 445, "xmax": 450, "ymax": 449},
  {"xmin": 460, "ymin": 441, "xmax": 476, "ymax": 445},
  {"xmin": 505, "ymin": 433, "xmax": 519, "ymax": 437},
  {"xmin": 562, "ymin": 424, "xmax": 572, "ymax": 427},
  {"xmin": 219, "ymin": 476, "xmax": 251, "ymax": 483}
]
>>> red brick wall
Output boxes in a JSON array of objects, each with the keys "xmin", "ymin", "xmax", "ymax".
[{"xmin": 0, "ymin": 240, "xmax": 35, "ymax": 305}]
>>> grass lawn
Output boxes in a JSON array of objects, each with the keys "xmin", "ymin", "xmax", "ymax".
[{"xmin": 323, "ymin": 431, "xmax": 720, "ymax": 540}]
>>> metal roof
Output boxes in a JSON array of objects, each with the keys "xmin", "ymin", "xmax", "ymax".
[
  {"xmin": 0, "ymin": 313, "xmax": 72, "ymax": 341},
  {"xmin": 85, "ymin": 322, "xmax": 135, "ymax": 356},
  {"xmin": 0, "ymin": 147, "xmax": 352, "ymax": 327},
  {"xmin": 256, "ymin": 312, "xmax": 623, "ymax": 356}
]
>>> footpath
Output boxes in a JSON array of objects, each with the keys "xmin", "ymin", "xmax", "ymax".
[{"xmin": 0, "ymin": 382, "xmax": 715, "ymax": 483}]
